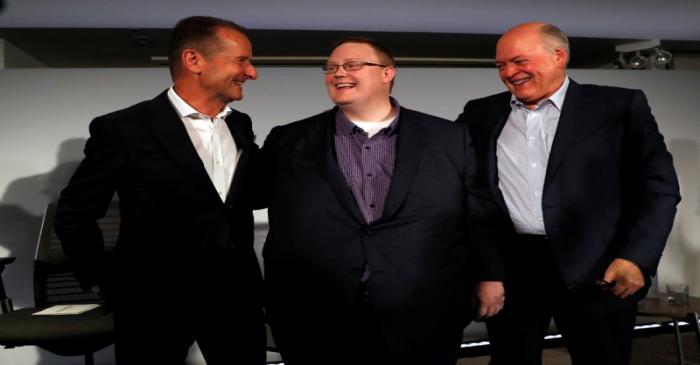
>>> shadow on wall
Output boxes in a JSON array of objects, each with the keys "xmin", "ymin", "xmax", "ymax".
[
  {"xmin": 0, "ymin": 138, "xmax": 85, "ymax": 309},
  {"xmin": 667, "ymin": 139, "xmax": 700, "ymax": 295},
  {"xmin": 0, "ymin": 138, "xmax": 94, "ymax": 364}
]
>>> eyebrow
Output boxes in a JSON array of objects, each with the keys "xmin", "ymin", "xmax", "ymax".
[{"xmin": 327, "ymin": 58, "xmax": 364, "ymax": 63}]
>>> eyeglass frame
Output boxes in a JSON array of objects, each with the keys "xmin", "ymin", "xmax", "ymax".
[{"xmin": 322, "ymin": 61, "xmax": 388, "ymax": 74}]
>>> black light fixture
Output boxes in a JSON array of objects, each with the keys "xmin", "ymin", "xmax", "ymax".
[{"xmin": 614, "ymin": 40, "xmax": 673, "ymax": 70}]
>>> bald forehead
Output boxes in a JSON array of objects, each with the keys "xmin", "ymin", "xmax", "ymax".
[
  {"xmin": 499, "ymin": 23, "xmax": 568, "ymax": 53},
  {"xmin": 499, "ymin": 24, "xmax": 544, "ymax": 45}
]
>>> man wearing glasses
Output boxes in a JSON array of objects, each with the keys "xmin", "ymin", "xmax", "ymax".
[{"xmin": 259, "ymin": 37, "xmax": 501, "ymax": 365}]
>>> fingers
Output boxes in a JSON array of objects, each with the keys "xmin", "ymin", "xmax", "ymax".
[
  {"xmin": 604, "ymin": 258, "xmax": 645, "ymax": 299},
  {"xmin": 602, "ymin": 271, "xmax": 616, "ymax": 286},
  {"xmin": 478, "ymin": 304, "xmax": 501, "ymax": 319},
  {"xmin": 475, "ymin": 281, "xmax": 506, "ymax": 319},
  {"xmin": 611, "ymin": 279, "xmax": 643, "ymax": 298},
  {"xmin": 477, "ymin": 296, "xmax": 505, "ymax": 319}
]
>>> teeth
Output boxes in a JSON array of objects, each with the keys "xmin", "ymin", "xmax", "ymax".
[
  {"xmin": 511, "ymin": 78, "xmax": 530, "ymax": 85},
  {"xmin": 336, "ymin": 83, "xmax": 355, "ymax": 88}
]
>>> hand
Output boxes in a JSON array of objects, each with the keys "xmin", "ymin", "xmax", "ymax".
[
  {"xmin": 602, "ymin": 258, "xmax": 645, "ymax": 299},
  {"xmin": 475, "ymin": 281, "xmax": 505, "ymax": 319}
]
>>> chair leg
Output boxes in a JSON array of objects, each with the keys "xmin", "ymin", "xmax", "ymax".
[
  {"xmin": 84, "ymin": 352, "xmax": 94, "ymax": 365},
  {"xmin": 672, "ymin": 319, "xmax": 685, "ymax": 365},
  {"xmin": 689, "ymin": 312, "xmax": 700, "ymax": 350},
  {"xmin": 0, "ymin": 298, "xmax": 12, "ymax": 313}
]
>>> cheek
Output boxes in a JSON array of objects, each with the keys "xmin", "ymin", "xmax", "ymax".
[{"xmin": 324, "ymin": 79, "xmax": 336, "ymax": 91}]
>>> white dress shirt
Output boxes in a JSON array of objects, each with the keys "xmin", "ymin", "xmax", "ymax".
[
  {"xmin": 167, "ymin": 87, "xmax": 239, "ymax": 202},
  {"xmin": 497, "ymin": 77, "xmax": 569, "ymax": 234}
]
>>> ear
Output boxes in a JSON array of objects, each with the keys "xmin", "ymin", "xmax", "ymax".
[
  {"xmin": 554, "ymin": 48, "xmax": 569, "ymax": 68},
  {"xmin": 181, "ymin": 48, "xmax": 206, "ymax": 75},
  {"xmin": 382, "ymin": 66, "xmax": 396, "ymax": 85}
]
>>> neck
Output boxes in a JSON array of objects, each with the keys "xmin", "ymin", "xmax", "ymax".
[
  {"xmin": 522, "ymin": 76, "xmax": 566, "ymax": 110},
  {"xmin": 340, "ymin": 97, "xmax": 394, "ymax": 122},
  {"xmin": 173, "ymin": 83, "xmax": 227, "ymax": 118}
]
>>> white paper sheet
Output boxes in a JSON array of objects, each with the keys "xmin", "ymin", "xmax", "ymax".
[{"xmin": 32, "ymin": 304, "xmax": 100, "ymax": 315}]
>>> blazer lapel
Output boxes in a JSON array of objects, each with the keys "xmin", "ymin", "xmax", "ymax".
[
  {"xmin": 379, "ymin": 109, "xmax": 428, "ymax": 222},
  {"xmin": 224, "ymin": 112, "xmax": 255, "ymax": 204},
  {"xmin": 486, "ymin": 98, "xmax": 512, "ymax": 214},
  {"xmin": 143, "ymin": 91, "xmax": 219, "ymax": 198},
  {"xmin": 314, "ymin": 110, "xmax": 366, "ymax": 224},
  {"xmin": 544, "ymin": 80, "xmax": 586, "ymax": 191}
]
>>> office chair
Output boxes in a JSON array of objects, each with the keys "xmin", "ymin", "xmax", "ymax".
[{"xmin": 0, "ymin": 202, "xmax": 118, "ymax": 365}]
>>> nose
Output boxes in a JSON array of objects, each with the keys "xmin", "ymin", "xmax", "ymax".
[
  {"xmin": 246, "ymin": 63, "xmax": 258, "ymax": 80},
  {"xmin": 499, "ymin": 63, "xmax": 516, "ymax": 79}
]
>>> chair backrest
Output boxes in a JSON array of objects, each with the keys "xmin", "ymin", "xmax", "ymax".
[{"xmin": 33, "ymin": 202, "xmax": 119, "ymax": 307}]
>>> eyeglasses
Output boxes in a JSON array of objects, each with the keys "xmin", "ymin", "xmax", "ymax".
[{"xmin": 322, "ymin": 61, "xmax": 387, "ymax": 74}]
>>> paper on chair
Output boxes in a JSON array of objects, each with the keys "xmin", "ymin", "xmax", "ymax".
[{"xmin": 32, "ymin": 304, "xmax": 100, "ymax": 315}]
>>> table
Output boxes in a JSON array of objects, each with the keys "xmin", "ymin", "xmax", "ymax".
[{"xmin": 637, "ymin": 296, "xmax": 700, "ymax": 365}]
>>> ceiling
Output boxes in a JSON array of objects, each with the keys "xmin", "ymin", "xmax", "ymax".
[{"xmin": 1, "ymin": 0, "xmax": 699, "ymax": 68}]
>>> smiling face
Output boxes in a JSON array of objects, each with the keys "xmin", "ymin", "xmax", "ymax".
[
  {"xmin": 324, "ymin": 42, "xmax": 395, "ymax": 109},
  {"xmin": 495, "ymin": 23, "xmax": 568, "ymax": 109},
  {"xmin": 198, "ymin": 27, "xmax": 257, "ymax": 103}
]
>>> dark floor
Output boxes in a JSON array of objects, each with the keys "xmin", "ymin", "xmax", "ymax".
[{"xmin": 457, "ymin": 332, "xmax": 700, "ymax": 365}]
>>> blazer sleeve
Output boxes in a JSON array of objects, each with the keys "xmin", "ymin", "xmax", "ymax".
[
  {"xmin": 616, "ymin": 90, "xmax": 680, "ymax": 273},
  {"xmin": 54, "ymin": 115, "xmax": 125, "ymax": 291},
  {"xmin": 254, "ymin": 125, "xmax": 285, "ymax": 209},
  {"xmin": 458, "ymin": 110, "xmax": 507, "ymax": 281}
]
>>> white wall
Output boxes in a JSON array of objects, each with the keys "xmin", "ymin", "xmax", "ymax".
[{"xmin": 0, "ymin": 67, "xmax": 698, "ymax": 363}]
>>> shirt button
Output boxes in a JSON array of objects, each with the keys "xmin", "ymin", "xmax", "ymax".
[
  {"xmin": 531, "ymin": 163, "xmax": 537, "ymax": 167},
  {"xmin": 369, "ymin": 204, "xmax": 376, "ymax": 208},
  {"xmin": 365, "ymin": 146, "xmax": 371, "ymax": 150},
  {"xmin": 367, "ymin": 173, "xmax": 373, "ymax": 177}
]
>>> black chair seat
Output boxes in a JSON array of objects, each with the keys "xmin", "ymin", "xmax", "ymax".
[
  {"xmin": 0, "ymin": 306, "xmax": 113, "ymax": 356},
  {"xmin": 0, "ymin": 202, "xmax": 119, "ymax": 363}
]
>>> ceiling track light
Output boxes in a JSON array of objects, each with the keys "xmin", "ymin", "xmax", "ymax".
[
  {"xmin": 613, "ymin": 39, "xmax": 673, "ymax": 70},
  {"xmin": 654, "ymin": 47, "xmax": 673, "ymax": 66},
  {"xmin": 629, "ymin": 51, "xmax": 648, "ymax": 69}
]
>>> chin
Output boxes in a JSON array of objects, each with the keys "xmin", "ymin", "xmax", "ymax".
[
  {"xmin": 512, "ymin": 91, "xmax": 533, "ymax": 102},
  {"xmin": 329, "ymin": 95, "xmax": 352, "ymax": 105}
]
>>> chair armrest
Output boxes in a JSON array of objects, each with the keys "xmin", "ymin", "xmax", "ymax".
[{"xmin": 0, "ymin": 257, "xmax": 16, "ymax": 271}]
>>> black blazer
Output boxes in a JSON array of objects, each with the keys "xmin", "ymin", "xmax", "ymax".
[
  {"xmin": 261, "ymin": 106, "xmax": 492, "ymax": 351},
  {"xmin": 54, "ymin": 91, "xmax": 262, "ymax": 301},
  {"xmin": 457, "ymin": 80, "xmax": 680, "ymax": 287}
]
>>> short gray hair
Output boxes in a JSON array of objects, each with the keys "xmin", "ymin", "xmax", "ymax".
[{"xmin": 540, "ymin": 24, "xmax": 570, "ymax": 63}]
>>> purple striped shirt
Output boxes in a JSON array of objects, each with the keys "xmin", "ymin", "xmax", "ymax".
[{"xmin": 334, "ymin": 100, "xmax": 400, "ymax": 223}]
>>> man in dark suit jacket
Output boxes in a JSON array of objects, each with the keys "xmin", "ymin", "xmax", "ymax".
[
  {"xmin": 457, "ymin": 22, "xmax": 680, "ymax": 365},
  {"xmin": 261, "ymin": 37, "xmax": 501, "ymax": 365},
  {"xmin": 54, "ymin": 16, "xmax": 265, "ymax": 364}
]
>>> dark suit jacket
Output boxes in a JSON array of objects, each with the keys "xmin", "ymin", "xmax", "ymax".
[
  {"xmin": 261, "ymin": 106, "xmax": 494, "ymax": 351},
  {"xmin": 54, "ymin": 91, "xmax": 263, "ymax": 304},
  {"xmin": 456, "ymin": 80, "xmax": 680, "ymax": 288}
]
